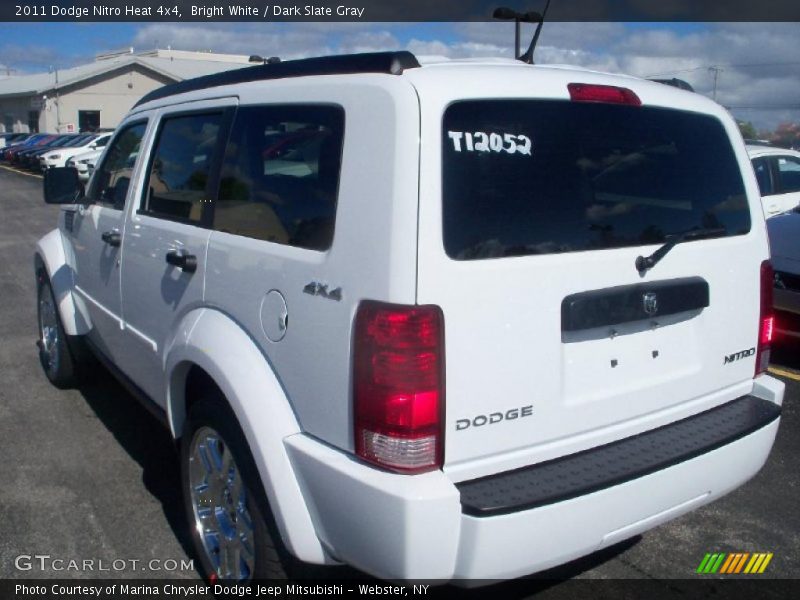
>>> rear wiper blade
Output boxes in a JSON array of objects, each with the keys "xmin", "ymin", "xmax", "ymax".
[{"xmin": 635, "ymin": 227, "xmax": 726, "ymax": 274}]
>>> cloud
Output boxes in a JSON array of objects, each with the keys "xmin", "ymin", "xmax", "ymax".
[
  {"xmin": 5, "ymin": 20, "xmax": 792, "ymax": 131},
  {"xmin": 0, "ymin": 44, "xmax": 65, "ymax": 71}
]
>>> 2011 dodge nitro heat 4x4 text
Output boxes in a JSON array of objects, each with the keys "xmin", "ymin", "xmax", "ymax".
[{"xmin": 36, "ymin": 51, "xmax": 784, "ymax": 583}]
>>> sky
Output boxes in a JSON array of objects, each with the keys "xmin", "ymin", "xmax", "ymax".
[{"xmin": 0, "ymin": 21, "xmax": 798, "ymax": 131}]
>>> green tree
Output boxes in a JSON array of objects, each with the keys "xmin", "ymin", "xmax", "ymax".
[{"xmin": 737, "ymin": 121, "xmax": 758, "ymax": 140}]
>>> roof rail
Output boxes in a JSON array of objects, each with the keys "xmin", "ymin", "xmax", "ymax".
[{"xmin": 135, "ymin": 51, "xmax": 421, "ymax": 107}]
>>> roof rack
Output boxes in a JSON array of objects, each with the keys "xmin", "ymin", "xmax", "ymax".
[{"xmin": 135, "ymin": 51, "xmax": 421, "ymax": 107}]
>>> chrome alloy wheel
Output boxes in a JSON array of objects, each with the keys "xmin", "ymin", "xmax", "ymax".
[
  {"xmin": 189, "ymin": 427, "xmax": 256, "ymax": 580},
  {"xmin": 38, "ymin": 287, "xmax": 60, "ymax": 375}
]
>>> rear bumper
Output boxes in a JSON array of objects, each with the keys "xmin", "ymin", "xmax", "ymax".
[{"xmin": 284, "ymin": 377, "xmax": 784, "ymax": 582}]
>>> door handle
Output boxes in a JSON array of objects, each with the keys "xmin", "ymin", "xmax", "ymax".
[
  {"xmin": 101, "ymin": 231, "xmax": 121, "ymax": 247},
  {"xmin": 165, "ymin": 250, "xmax": 197, "ymax": 273}
]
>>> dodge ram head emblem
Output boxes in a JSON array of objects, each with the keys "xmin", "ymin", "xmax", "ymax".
[{"xmin": 643, "ymin": 292, "xmax": 658, "ymax": 316}]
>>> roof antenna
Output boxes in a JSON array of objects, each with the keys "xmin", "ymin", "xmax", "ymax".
[{"xmin": 493, "ymin": 1, "xmax": 551, "ymax": 64}]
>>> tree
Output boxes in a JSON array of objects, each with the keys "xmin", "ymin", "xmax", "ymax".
[
  {"xmin": 768, "ymin": 122, "xmax": 800, "ymax": 149},
  {"xmin": 737, "ymin": 121, "xmax": 758, "ymax": 140}
]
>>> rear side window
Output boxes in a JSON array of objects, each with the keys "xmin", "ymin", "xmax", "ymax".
[
  {"xmin": 442, "ymin": 100, "xmax": 750, "ymax": 260},
  {"xmin": 213, "ymin": 105, "xmax": 344, "ymax": 251},
  {"xmin": 86, "ymin": 122, "xmax": 147, "ymax": 210},
  {"xmin": 141, "ymin": 112, "xmax": 223, "ymax": 223}
]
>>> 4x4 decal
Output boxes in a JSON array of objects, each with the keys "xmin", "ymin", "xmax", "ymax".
[{"xmin": 303, "ymin": 281, "xmax": 342, "ymax": 302}]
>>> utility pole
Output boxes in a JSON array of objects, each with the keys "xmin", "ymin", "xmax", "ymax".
[
  {"xmin": 708, "ymin": 66, "xmax": 723, "ymax": 102},
  {"xmin": 49, "ymin": 65, "xmax": 60, "ymax": 132}
]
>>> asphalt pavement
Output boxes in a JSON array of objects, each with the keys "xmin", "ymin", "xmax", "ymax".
[{"xmin": 0, "ymin": 165, "xmax": 797, "ymax": 595}]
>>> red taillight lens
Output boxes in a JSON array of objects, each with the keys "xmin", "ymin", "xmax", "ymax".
[
  {"xmin": 568, "ymin": 83, "xmax": 642, "ymax": 106},
  {"xmin": 354, "ymin": 301, "xmax": 444, "ymax": 473},
  {"xmin": 756, "ymin": 260, "xmax": 774, "ymax": 376}
]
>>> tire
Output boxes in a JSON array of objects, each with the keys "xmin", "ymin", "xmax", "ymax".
[
  {"xmin": 181, "ymin": 392, "xmax": 302, "ymax": 581},
  {"xmin": 36, "ymin": 274, "xmax": 80, "ymax": 389}
]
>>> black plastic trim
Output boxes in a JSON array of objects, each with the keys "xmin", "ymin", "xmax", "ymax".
[
  {"xmin": 562, "ymin": 277, "xmax": 709, "ymax": 332},
  {"xmin": 134, "ymin": 51, "xmax": 421, "ymax": 108},
  {"xmin": 457, "ymin": 395, "xmax": 780, "ymax": 517}
]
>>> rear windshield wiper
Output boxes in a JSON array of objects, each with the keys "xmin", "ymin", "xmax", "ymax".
[{"xmin": 636, "ymin": 227, "xmax": 726, "ymax": 274}]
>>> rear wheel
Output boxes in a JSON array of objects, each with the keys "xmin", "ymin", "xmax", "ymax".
[
  {"xmin": 37, "ymin": 275, "xmax": 79, "ymax": 388},
  {"xmin": 181, "ymin": 393, "xmax": 298, "ymax": 580}
]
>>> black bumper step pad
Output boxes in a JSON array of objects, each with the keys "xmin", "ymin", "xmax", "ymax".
[{"xmin": 457, "ymin": 396, "xmax": 780, "ymax": 517}]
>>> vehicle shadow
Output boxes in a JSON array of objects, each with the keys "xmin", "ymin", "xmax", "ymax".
[
  {"xmin": 75, "ymin": 364, "xmax": 641, "ymax": 589},
  {"xmin": 75, "ymin": 367, "xmax": 195, "ymax": 561}
]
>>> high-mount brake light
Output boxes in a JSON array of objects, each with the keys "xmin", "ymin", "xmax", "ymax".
[
  {"xmin": 756, "ymin": 260, "xmax": 774, "ymax": 376},
  {"xmin": 353, "ymin": 301, "xmax": 444, "ymax": 473},
  {"xmin": 568, "ymin": 83, "xmax": 642, "ymax": 106}
]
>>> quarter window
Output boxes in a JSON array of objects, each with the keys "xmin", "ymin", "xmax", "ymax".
[
  {"xmin": 141, "ymin": 112, "xmax": 223, "ymax": 222},
  {"xmin": 86, "ymin": 121, "xmax": 147, "ymax": 210},
  {"xmin": 213, "ymin": 105, "xmax": 344, "ymax": 251}
]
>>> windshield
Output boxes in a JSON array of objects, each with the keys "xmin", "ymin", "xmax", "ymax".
[{"xmin": 442, "ymin": 100, "xmax": 750, "ymax": 260}]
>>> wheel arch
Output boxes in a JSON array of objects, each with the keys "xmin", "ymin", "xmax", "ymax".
[
  {"xmin": 34, "ymin": 227, "xmax": 90, "ymax": 336},
  {"xmin": 164, "ymin": 308, "xmax": 332, "ymax": 566}
]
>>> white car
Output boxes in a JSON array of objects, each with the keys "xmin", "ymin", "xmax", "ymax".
[
  {"xmin": 66, "ymin": 147, "xmax": 103, "ymax": 182},
  {"xmin": 36, "ymin": 52, "xmax": 783, "ymax": 583},
  {"xmin": 748, "ymin": 144, "xmax": 800, "ymax": 217},
  {"xmin": 40, "ymin": 132, "xmax": 112, "ymax": 170}
]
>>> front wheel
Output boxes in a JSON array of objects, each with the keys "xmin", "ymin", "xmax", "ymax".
[
  {"xmin": 181, "ymin": 393, "xmax": 299, "ymax": 580},
  {"xmin": 37, "ymin": 275, "xmax": 79, "ymax": 388}
]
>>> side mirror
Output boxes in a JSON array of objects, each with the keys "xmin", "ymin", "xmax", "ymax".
[{"xmin": 43, "ymin": 167, "xmax": 84, "ymax": 204}]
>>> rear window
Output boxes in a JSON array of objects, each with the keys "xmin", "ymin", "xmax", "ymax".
[{"xmin": 442, "ymin": 100, "xmax": 750, "ymax": 260}]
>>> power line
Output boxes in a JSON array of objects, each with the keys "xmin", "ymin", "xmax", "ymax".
[{"xmin": 644, "ymin": 61, "xmax": 800, "ymax": 78}]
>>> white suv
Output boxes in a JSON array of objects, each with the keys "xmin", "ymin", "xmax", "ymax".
[
  {"xmin": 36, "ymin": 52, "xmax": 784, "ymax": 583},
  {"xmin": 748, "ymin": 144, "xmax": 800, "ymax": 217}
]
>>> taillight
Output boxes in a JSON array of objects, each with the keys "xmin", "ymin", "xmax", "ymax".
[
  {"xmin": 353, "ymin": 301, "xmax": 444, "ymax": 473},
  {"xmin": 756, "ymin": 260, "xmax": 774, "ymax": 376},
  {"xmin": 568, "ymin": 83, "xmax": 642, "ymax": 106}
]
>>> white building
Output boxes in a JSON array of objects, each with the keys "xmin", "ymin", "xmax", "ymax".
[{"xmin": 0, "ymin": 49, "xmax": 253, "ymax": 134}]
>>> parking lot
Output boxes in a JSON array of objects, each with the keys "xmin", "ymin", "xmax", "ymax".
[{"xmin": 0, "ymin": 164, "xmax": 798, "ymax": 593}]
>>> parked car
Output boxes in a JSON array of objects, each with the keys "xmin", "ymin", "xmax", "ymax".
[
  {"xmin": 37, "ymin": 51, "xmax": 784, "ymax": 584},
  {"xmin": 0, "ymin": 133, "xmax": 52, "ymax": 161},
  {"xmin": 39, "ymin": 132, "xmax": 113, "ymax": 170},
  {"xmin": 748, "ymin": 145, "xmax": 800, "ymax": 217},
  {"xmin": 21, "ymin": 134, "xmax": 94, "ymax": 170},
  {"xmin": 0, "ymin": 132, "xmax": 28, "ymax": 149},
  {"xmin": 13, "ymin": 134, "xmax": 76, "ymax": 167},
  {"xmin": 767, "ymin": 210, "xmax": 800, "ymax": 339},
  {"xmin": 66, "ymin": 147, "xmax": 104, "ymax": 182}
]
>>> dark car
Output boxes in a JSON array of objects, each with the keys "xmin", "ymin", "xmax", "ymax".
[
  {"xmin": 3, "ymin": 134, "xmax": 57, "ymax": 162},
  {"xmin": 22, "ymin": 134, "xmax": 93, "ymax": 170},
  {"xmin": 768, "ymin": 209, "xmax": 800, "ymax": 339},
  {"xmin": 15, "ymin": 135, "xmax": 80, "ymax": 168},
  {"xmin": 0, "ymin": 133, "xmax": 50, "ymax": 161}
]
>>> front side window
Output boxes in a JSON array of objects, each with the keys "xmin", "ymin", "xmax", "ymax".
[
  {"xmin": 776, "ymin": 156, "xmax": 800, "ymax": 194},
  {"xmin": 140, "ymin": 112, "xmax": 223, "ymax": 223},
  {"xmin": 86, "ymin": 121, "xmax": 147, "ymax": 210},
  {"xmin": 213, "ymin": 105, "xmax": 344, "ymax": 250},
  {"xmin": 442, "ymin": 100, "xmax": 751, "ymax": 260}
]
